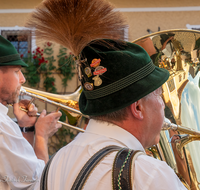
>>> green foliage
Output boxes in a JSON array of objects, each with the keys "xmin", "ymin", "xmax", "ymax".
[
  {"xmin": 22, "ymin": 42, "xmax": 75, "ymax": 93},
  {"xmin": 56, "ymin": 127, "xmax": 75, "ymax": 148},
  {"xmin": 22, "ymin": 42, "xmax": 76, "ymax": 153},
  {"xmin": 57, "ymin": 46, "xmax": 76, "ymax": 92}
]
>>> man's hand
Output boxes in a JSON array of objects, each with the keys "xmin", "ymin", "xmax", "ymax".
[
  {"xmin": 34, "ymin": 110, "xmax": 62, "ymax": 163},
  {"xmin": 35, "ymin": 110, "xmax": 62, "ymax": 140},
  {"xmin": 13, "ymin": 100, "xmax": 38, "ymax": 127},
  {"xmin": 14, "ymin": 100, "xmax": 62, "ymax": 163}
]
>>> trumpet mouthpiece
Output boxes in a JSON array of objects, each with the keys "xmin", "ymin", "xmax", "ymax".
[{"xmin": 162, "ymin": 117, "xmax": 178, "ymax": 130}]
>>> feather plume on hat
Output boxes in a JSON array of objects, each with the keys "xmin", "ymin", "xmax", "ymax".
[{"xmin": 26, "ymin": 0, "xmax": 126, "ymax": 56}]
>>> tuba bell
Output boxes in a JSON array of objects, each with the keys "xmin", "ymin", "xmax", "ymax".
[{"xmin": 133, "ymin": 29, "xmax": 200, "ymax": 190}]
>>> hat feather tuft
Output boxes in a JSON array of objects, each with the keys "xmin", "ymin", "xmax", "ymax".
[{"xmin": 26, "ymin": 0, "xmax": 126, "ymax": 55}]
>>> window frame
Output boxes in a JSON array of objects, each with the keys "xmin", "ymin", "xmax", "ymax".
[{"xmin": 0, "ymin": 26, "xmax": 36, "ymax": 56}]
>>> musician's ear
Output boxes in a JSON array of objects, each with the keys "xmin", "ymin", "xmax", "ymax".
[{"xmin": 130, "ymin": 99, "xmax": 144, "ymax": 120}]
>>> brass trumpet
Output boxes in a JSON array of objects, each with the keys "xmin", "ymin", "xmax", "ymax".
[{"xmin": 20, "ymin": 86, "xmax": 87, "ymax": 133}]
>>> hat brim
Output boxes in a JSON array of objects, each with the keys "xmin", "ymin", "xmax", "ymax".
[
  {"xmin": 79, "ymin": 66, "xmax": 169, "ymax": 116},
  {"xmin": 0, "ymin": 59, "xmax": 28, "ymax": 67}
]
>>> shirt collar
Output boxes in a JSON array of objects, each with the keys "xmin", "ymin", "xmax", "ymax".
[
  {"xmin": 0, "ymin": 103, "xmax": 8, "ymax": 115},
  {"xmin": 85, "ymin": 119, "xmax": 145, "ymax": 151}
]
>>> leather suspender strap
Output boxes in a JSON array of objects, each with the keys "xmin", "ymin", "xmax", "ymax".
[
  {"xmin": 40, "ymin": 146, "xmax": 144, "ymax": 190},
  {"xmin": 112, "ymin": 148, "xmax": 143, "ymax": 190},
  {"xmin": 40, "ymin": 153, "xmax": 57, "ymax": 190},
  {"xmin": 40, "ymin": 146, "xmax": 121, "ymax": 190},
  {"xmin": 71, "ymin": 145, "xmax": 121, "ymax": 190}
]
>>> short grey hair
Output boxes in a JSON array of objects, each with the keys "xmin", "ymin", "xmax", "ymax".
[
  {"xmin": 90, "ymin": 92, "xmax": 154, "ymax": 123},
  {"xmin": 90, "ymin": 106, "xmax": 129, "ymax": 123}
]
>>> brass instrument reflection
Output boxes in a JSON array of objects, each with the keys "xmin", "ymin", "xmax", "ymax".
[
  {"xmin": 133, "ymin": 29, "xmax": 200, "ymax": 190},
  {"xmin": 163, "ymin": 118, "xmax": 200, "ymax": 189}
]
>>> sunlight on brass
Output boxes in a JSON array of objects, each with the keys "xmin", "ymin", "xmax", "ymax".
[
  {"xmin": 163, "ymin": 118, "xmax": 200, "ymax": 159},
  {"xmin": 20, "ymin": 86, "xmax": 87, "ymax": 133}
]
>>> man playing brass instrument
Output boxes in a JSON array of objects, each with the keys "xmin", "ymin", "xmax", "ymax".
[
  {"xmin": 0, "ymin": 35, "xmax": 62, "ymax": 190},
  {"xmin": 38, "ymin": 39, "xmax": 187, "ymax": 189}
]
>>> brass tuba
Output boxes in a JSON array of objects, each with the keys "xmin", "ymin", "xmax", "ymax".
[{"xmin": 133, "ymin": 29, "xmax": 200, "ymax": 190}]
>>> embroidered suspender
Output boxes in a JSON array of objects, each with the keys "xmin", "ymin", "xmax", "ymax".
[
  {"xmin": 71, "ymin": 147, "xmax": 143, "ymax": 190},
  {"xmin": 40, "ymin": 146, "xmax": 144, "ymax": 190},
  {"xmin": 112, "ymin": 148, "xmax": 144, "ymax": 190}
]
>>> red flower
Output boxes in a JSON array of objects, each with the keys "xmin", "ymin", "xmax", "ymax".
[
  {"xmin": 38, "ymin": 57, "xmax": 46, "ymax": 65},
  {"xmin": 33, "ymin": 55, "xmax": 37, "ymax": 59},
  {"xmin": 51, "ymin": 82, "xmax": 55, "ymax": 86},
  {"xmin": 28, "ymin": 51, "xmax": 30, "ymax": 53},
  {"xmin": 47, "ymin": 42, "xmax": 52, "ymax": 46},
  {"xmin": 36, "ymin": 47, "xmax": 41, "ymax": 54},
  {"xmin": 20, "ymin": 54, "xmax": 23, "ymax": 58}
]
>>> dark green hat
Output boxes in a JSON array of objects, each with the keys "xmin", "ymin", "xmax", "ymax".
[
  {"xmin": 79, "ymin": 39, "xmax": 169, "ymax": 116},
  {"xmin": 0, "ymin": 35, "xmax": 28, "ymax": 67}
]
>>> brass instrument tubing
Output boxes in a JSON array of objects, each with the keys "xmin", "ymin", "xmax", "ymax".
[
  {"xmin": 57, "ymin": 120, "xmax": 85, "ymax": 132},
  {"xmin": 162, "ymin": 118, "xmax": 200, "ymax": 136},
  {"xmin": 19, "ymin": 106, "xmax": 85, "ymax": 133},
  {"xmin": 20, "ymin": 88, "xmax": 89, "ymax": 119}
]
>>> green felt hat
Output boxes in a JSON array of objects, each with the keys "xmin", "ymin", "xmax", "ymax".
[
  {"xmin": 0, "ymin": 35, "xmax": 28, "ymax": 67},
  {"xmin": 78, "ymin": 39, "xmax": 169, "ymax": 116}
]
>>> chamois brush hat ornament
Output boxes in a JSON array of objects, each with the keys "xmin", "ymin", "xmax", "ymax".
[{"xmin": 26, "ymin": 0, "xmax": 169, "ymax": 116}]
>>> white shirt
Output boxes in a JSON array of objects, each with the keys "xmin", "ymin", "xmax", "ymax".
[
  {"xmin": 46, "ymin": 119, "xmax": 186, "ymax": 190},
  {"xmin": 0, "ymin": 103, "xmax": 45, "ymax": 190}
]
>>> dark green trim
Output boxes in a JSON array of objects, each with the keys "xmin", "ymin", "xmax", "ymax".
[
  {"xmin": 0, "ymin": 54, "xmax": 20, "ymax": 63},
  {"xmin": 84, "ymin": 60, "xmax": 155, "ymax": 99}
]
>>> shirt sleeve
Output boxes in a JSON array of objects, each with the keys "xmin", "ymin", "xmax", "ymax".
[
  {"xmin": 134, "ymin": 155, "xmax": 187, "ymax": 190},
  {"xmin": 0, "ymin": 121, "xmax": 45, "ymax": 190}
]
